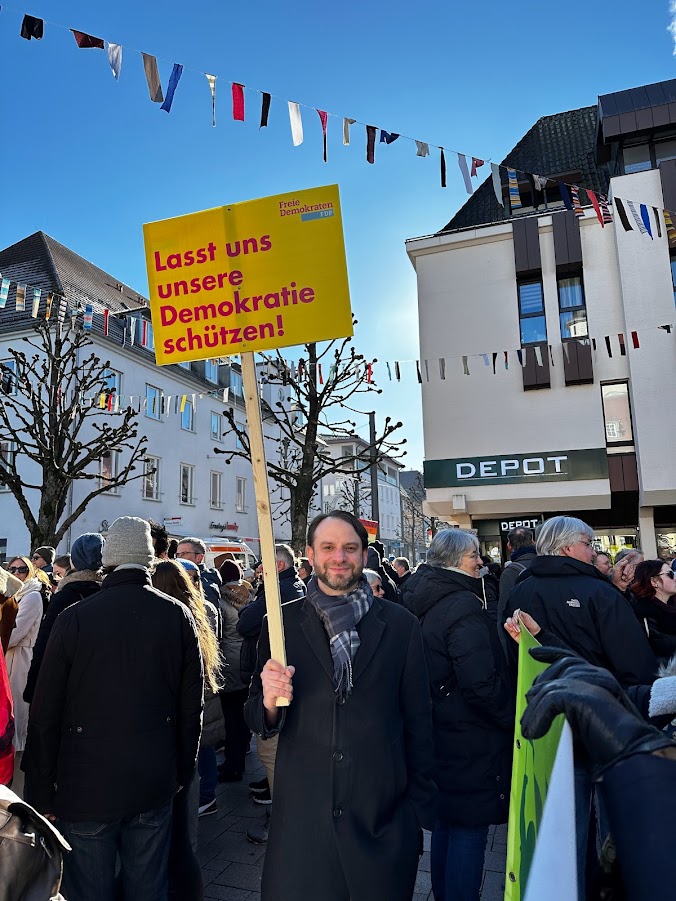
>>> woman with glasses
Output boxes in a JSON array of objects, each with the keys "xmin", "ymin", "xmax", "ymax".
[
  {"xmin": 363, "ymin": 568, "xmax": 386, "ymax": 598},
  {"xmin": 4, "ymin": 556, "xmax": 43, "ymax": 794},
  {"xmin": 631, "ymin": 561, "xmax": 676, "ymax": 663}
]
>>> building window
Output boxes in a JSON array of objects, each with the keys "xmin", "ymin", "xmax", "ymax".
[
  {"xmin": 236, "ymin": 477, "xmax": 246, "ymax": 512},
  {"xmin": 99, "ymin": 450, "xmax": 120, "ymax": 494},
  {"xmin": 181, "ymin": 398, "xmax": 195, "ymax": 432},
  {"xmin": 601, "ymin": 382, "xmax": 634, "ymax": 446},
  {"xmin": 143, "ymin": 456, "xmax": 160, "ymax": 500},
  {"xmin": 211, "ymin": 411, "xmax": 222, "ymax": 441},
  {"xmin": 235, "ymin": 420, "xmax": 246, "ymax": 449},
  {"xmin": 180, "ymin": 463, "xmax": 195, "ymax": 504},
  {"xmin": 517, "ymin": 280, "xmax": 547, "ymax": 345},
  {"xmin": 142, "ymin": 321, "xmax": 154, "ymax": 350},
  {"xmin": 623, "ymin": 143, "xmax": 651, "ymax": 174},
  {"xmin": 656, "ymin": 138, "xmax": 676, "ymax": 166},
  {"xmin": 210, "ymin": 471, "xmax": 223, "ymax": 509},
  {"xmin": 204, "ymin": 360, "xmax": 219, "ymax": 384},
  {"xmin": 145, "ymin": 384, "xmax": 162, "ymax": 420},
  {"xmin": 230, "ymin": 369, "xmax": 244, "ymax": 399},
  {"xmin": 0, "ymin": 359, "xmax": 17, "ymax": 396},
  {"xmin": 0, "ymin": 539, "xmax": 7, "ymax": 564},
  {"xmin": 0, "ymin": 440, "xmax": 16, "ymax": 490},
  {"xmin": 558, "ymin": 275, "xmax": 588, "ymax": 340}
]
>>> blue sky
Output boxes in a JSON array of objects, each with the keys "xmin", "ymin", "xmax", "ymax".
[{"xmin": 1, "ymin": 0, "xmax": 675, "ymax": 468}]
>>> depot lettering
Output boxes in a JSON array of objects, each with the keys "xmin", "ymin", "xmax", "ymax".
[{"xmin": 456, "ymin": 455, "xmax": 568, "ymax": 481}]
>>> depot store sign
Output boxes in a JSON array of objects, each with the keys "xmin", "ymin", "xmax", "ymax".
[
  {"xmin": 143, "ymin": 185, "xmax": 352, "ymax": 365},
  {"xmin": 424, "ymin": 448, "xmax": 608, "ymax": 488}
]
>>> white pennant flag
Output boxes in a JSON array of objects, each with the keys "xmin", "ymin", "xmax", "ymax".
[
  {"xmin": 415, "ymin": 141, "xmax": 430, "ymax": 157},
  {"xmin": 107, "ymin": 43, "xmax": 122, "ymax": 80},
  {"xmin": 288, "ymin": 102, "xmax": 303, "ymax": 146},
  {"xmin": 626, "ymin": 200, "xmax": 648, "ymax": 235},
  {"xmin": 206, "ymin": 74, "xmax": 217, "ymax": 127},
  {"xmin": 343, "ymin": 117, "xmax": 356, "ymax": 145},
  {"xmin": 491, "ymin": 163, "xmax": 504, "ymax": 207}
]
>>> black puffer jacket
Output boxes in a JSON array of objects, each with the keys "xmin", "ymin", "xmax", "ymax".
[
  {"xmin": 406, "ymin": 564, "xmax": 515, "ymax": 827},
  {"xmin": 631, "ymin": 595, "xmax": 676, "ymax": 664},
  {"xmin": 506, "ymin": 556, "xmax": 658, "ymax": 686}
]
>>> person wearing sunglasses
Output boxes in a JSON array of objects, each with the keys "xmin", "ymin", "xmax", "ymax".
[
  {"xmin": 363, "ymin": 568, "xmax": 386, "ymax": 598},
  {"xmin": 630, "ymin": 561, "xmax": 676, "ymax": 663},
  {"xmin": 4, "ymin": 557, "xmax": 43, "ymax": 795}
]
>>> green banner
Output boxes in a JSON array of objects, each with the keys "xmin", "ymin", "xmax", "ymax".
[{"xmin": 504, "ymin": 627, "xmax": 564, "ymax": 901}]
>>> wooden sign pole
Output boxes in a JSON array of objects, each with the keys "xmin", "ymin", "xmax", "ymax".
[{"xmin": 241, "ymin": 351, "xmax": 289, "ymax": 707}]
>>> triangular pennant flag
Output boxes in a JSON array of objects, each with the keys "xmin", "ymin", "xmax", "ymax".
[
  {"xmin": 504, "ymin": 351, "xmax": 509, "ymax": 370},
  {"xmin": 626, "ymin": 200, "xmax": 647, "ymax": 235},
  {"xmin": 317, "ymin": 110, "xmax": 328, "ymax": 162},
  {"xmin": 260, "ymin": 92, "xmax": 271, "ymax": 128},
  {"xmin": 615, "ymin": 198, "xmax": 633, "ymax": 231},
  {"xmin": 71, "ymin": 30, "xmax": 104, "ymax": 49},
  {"xmin": 516, "ymin": 349, "xmax": 524, "ymax": 366},
  {"xmin": 45, "ymin": 292, "xmax": 53, "ymax": 320},
  {"xmin": 205, "ymin": 75, "xmax": 217, "ymax": 126},
  {"xmin": 457, "ymin": 153, "xmax": 473, "ymax": 194},
  {"xmin": 659, "ymin": 324, "xmax": 673, "ymax": 333},
  {"xmin": 31, "ymin": 288, "xmax": 40, "ymax": 318},
  {"xmin": 563, "ymin": 342, "xmax": 570, "ymax": 363},
  {"xmin": 653, "ymin": 207, "xmax": 662, "ymax": 238},
  {"xmin": 605, "ymin": 336, "xmax": 613, "ymax": 358},
  {"xmin": 395, "ymin": 362, "xmax": 401, "ymax": 381},
  {"xmin": 380, "ymin": 130, "xmax": 399, "ymax": 144},
  {"xmin": 507, "ymin": 168, "xmax": 522, "ymax": 210},
  {"xmin": 129, "ymin": 318, "xmax": 136, "ymax": 345},
  {"xmin": 618, "ymin": 333, "xmax": 626, "ymax": 356},
  {"xmin": 482, "ymin": 354, "xmax": 490, "ymax": 367},
  {"xmin": 462, "ymin": 356, "xmax": 470, "ymax": 376},
  {"xmin": 571, "ymin": 186, "xmax": 585, "ymax": 218},
  {"xmin": 160, "ymin": 63, "xmax": 183, "ymax": 113},
  {"xmin": 491, "ymin": 164, "xmax": 504, "ymax": 207},
  {"xmin": 20, "ymin": 15, "xmax": 43, "ymax": 40},
  {"xmin": 631, "ymin": 330, "xmax": 640, "ymax": 349},
  {"xmin": 440, "ymin": 149, "xmax": 447, "ymax": 188},
  {"xmin": 424, "ymin": 360, "xmax": 429, "ymax": 382},
  {"xmin": 534, "ymin": 346, "xmax": 543, "ymax": 367},
  {"xmin": 599, "ymin": 194, "xmax": 613, "ymax": 224},
  {"xmin": 533, "ymin": 174, "xmax": 548, "ymax": 191},
  {"xmin": 471, "ymin": 157, "xmax": 485, "ymax": 178},
  {"xmin": 664, "ymin": 209, "xmax": 676, "ymax": 246},
  {"xmin": 439, "ymin": 358, "xmax": 445, "ymax": 380},
  {"xmin": 180, "ymin": 394, "xmax": 187, "ymax": 413},
  {"xmin": 318, "ymin": 364, "xmax": 324, "ymax": 384},
  {"xmin": 549, "ymin": 345, "xmax": 555, "ymax": 367},
  {"xmin": 141, "ymin": 319, "xmax": 147, "ymax": 345},
  {"xmin": 416, "ymin": 361, "xmax": 422, "ymax": 384},
  {"xmin": 343, "ymin": 117, "xmax": 356, "ymax": 145},
  {"xmin": 366, "ymin": 126, "xmax": 377, "ymax": 164},
  {"xmin": 366, "ymin": 363, "xmax": 372, "ymax": 383},
  {"xmin": 107, "ymin": 42, "xmax": 122, "ymax": 79},
  {"xmin": 16, "ymin": 284, "xmax": 26, "ymax": 312},
  {"xmin": 587, "ymin": 190, "xmax": 605, "ymax": 227},
  {"xmin": 232, "ymin": 82, "xmax": 245, "ymax": 121},
  {"xmin": 492, "ymin": 352, "xmax": 498, "ymax": 374},
  {"xmin": 415, "ymin": 141, "xmax": 430, "ymax": 157},
  {"xmin": 639, "ymin": 204, "xmax": 653, "ymax": 239},
  {"xmin": 0, "ymin": 278, "xmax": 9, "ymax": 310},
  {"xmin": 386, "ymin": 362, "xmax": 392, "ymax": 381},
  {"xmin": 559, "ymin": 183, "xmax": 573, "ymax": 212},
  {"xmin": 288, "ymin": 102, "xmax": 303, "ymax": 146},
  {"xmin": 84, "ymin": 304, "xmax": 93, "ymax": 330},
  {"xmin": 142, "ymin": 53, "xmax": 164, "ymax": 103}
]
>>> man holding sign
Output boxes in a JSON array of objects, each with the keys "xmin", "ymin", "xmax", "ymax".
[{"xmin": 244, "ymin": 511, "xmax": 436, "ymax": 901}]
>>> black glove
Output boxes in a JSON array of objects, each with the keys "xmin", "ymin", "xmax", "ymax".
[
  {"xmin": 521, "ymin": 662, "xmax": 673, "ymax": 780},
  {"xmin": 528, "ymin": 646, "xmax": 640, "ymax": 716}
]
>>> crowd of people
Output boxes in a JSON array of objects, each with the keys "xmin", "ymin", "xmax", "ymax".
[{"xmin": 0, "ymin": 512, "xmax": 675, "ymax": 900}]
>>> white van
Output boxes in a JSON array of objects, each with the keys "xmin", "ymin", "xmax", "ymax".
[{"xmin": 203, "ymin": 540, "xmax": 258, "ymax": 575}]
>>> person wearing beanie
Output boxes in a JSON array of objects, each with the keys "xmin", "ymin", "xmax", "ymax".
[
  {"xmin": 23, "ymin": 533, "xmax": 105, "ymax": 706},
  {"xmin": 24, "ymin": 516, "xmax": 203, "ymax": 900},
  {"xmin": 31, "ymin": 547, "xmax": 55, "ymax": 574},
  {"xmin": 219, "ymin": 559, "xmax": 242, "ymax": 585}
]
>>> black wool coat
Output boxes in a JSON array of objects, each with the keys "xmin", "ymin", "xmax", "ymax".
[
  {"xmin": 505, "ymin": 556, "xmax": 658, "ymax": 686},
  {"xmin": 24, "ymin": 568, "xmax": 203, "ymax": 821},
  {"xmin": 405, "ymin": 564, "xmax": 515, "ymax": 828},
  {"xmin": 244, "ymin": 591, "xmax": 436, "ymax": 901}
]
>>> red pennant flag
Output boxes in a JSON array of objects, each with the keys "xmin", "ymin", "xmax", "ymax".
[
  {"xmin": 71, "ymin": 29, "xmax": 105, "ymax": 49},
  {"xmin": 107, "ymin": 393, "xmax": 114, "ymax": 412},
  {"xmin": 471, "ymin": 157, "xmax": 485, "ymax": 177},
  {"xmin": 142, "ymin": 319, "xmax": 148, "ymax": 345},
  {"xmin": 103, "ymin": 309, "xmax": 109, "ymax": 336},
  {"xmin": 318, "ymin": 364, "xmax": 324, "ymax": 384},
  {"xmin": 631, "ymin": 330, "xmax": 640, "ymax": 349},
  {"xmin": 232, "ymin": 83, "xmax": 245, "ymax": 121},
  {"xmin": 366, "ymin": 363, "xmax": 372, "ymax": 383},
  {"xmin": 317, "ymin": 110, "xmax": 328, "ymax": 162},
  {"xmin": 587, "ymin": 190, "xmax": 605, "ymax": 227}
]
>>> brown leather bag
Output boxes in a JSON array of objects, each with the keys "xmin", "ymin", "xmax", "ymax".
[{"xmin": 0, "ymin": 785, "xmax": 70, "ymax": 900}]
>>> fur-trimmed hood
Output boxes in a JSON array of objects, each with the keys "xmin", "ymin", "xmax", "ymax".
[
  {"xmin": 55, "ymin": 570, "xmax": 102, "ymax": 593},
  {"xmin": 658, "ymin": 654, "xmax": 676, "ymax": 678}
]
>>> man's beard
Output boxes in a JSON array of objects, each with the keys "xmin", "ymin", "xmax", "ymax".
[{"xmin": 315, "ymin": 561, "xmax": 363, "ymax": 593}]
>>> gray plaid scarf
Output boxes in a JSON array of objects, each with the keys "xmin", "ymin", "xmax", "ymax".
[{"xmin": 306, "ymin": 575, "xmax": 374, "ymax": 701}]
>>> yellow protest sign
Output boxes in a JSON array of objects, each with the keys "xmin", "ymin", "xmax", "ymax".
[{"xmin": 143, "ymin": 184, "xmax": 352, "ymax": 365}]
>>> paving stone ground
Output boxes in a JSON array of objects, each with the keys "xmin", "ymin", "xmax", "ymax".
[{"xmin": 198, "ymin": 749, "xmax": 507, "ymax": 901}]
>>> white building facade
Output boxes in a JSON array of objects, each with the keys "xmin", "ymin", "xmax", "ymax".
[{"xmin": 407, "ymin": 82, "xmax": 676, "ymax": 562}]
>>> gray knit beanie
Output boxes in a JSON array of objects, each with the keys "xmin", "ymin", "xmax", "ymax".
[
  {"xmin": 33, "ymin": 545, "xmax": 55, "ymax": 565},
  {"xmin": 102, "ymin": 517, "xmax": 154, "ymax": 569},
  {"xmin": 71, "ymin": 533, "xmax": 105, "ymax": 572}
]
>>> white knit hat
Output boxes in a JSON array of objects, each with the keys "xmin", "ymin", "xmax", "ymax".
[
  {"xmin": 102, "ymin": 517, "xmax": 154, "ymax": 569},
  {"xmin": 0, "ymin": 567, "xmax": 23, "ymax": 598}
]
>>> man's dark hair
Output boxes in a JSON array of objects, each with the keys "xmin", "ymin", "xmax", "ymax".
[
  {"xmin": 149, "ymin": 520, "xmax": 169, "ymax": 557},
  {"xmin": 508, "ymin": 527, "xmax": 534, "ymax": 551},
  {"xmin": 298, "ymin": 557, "xmax": 312, "ymax": 574},
  {"xmin": 307, "ymin": 511, "xmax": 369, "ymax": 552}
]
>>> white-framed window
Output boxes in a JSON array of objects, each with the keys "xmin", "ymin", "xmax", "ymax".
[
  {"xmin": 211, "ymin": 411, "xmax": 222, "ymax": 441},
  {"xmin": 322, "ymin": 484, "xmax": 336, "ymax": 496},
  {"xmin": 145, "ymin": 384, "xmax": 162, "ymax": 420},
  {"xmin": 230, "ymin": 369, "xmax": 243, "ymax": 398},
  {"xmin": 102, "ymin": 368, "xmax": 121, "ymax": 395},
  {"xmin": 0, "ymin": 359, "xmax": 17, "ymax": 396},
  {"xmin": 99, "ymin": 449, "xmax": 121, "ymax": 494},
  {"xmin": 204, "ymin": 360, "xmax": 219, "ymax": 384},
  {"xmin": 143, "ymin": 456, "xmax": 161, "ymax": 501},
  {"xmin": 235, "ymin": 420, "xmax": 246, "ymax": 449},
  {"xmin": 180, "ymin": 463, "xmax": 195, "ymax": 505},
  {"xmin": 178, "ymin": 360, "xmax": 191, "ymax": 370},
  {"xmin": 236, "ymin": 476, "xmax": 246, "ymax": 512},
  {"xmin": 210, "ymin": 471, "xmax": 223, "ymax": 509},
  {"xmin": 0, "ymin": 440, "xmax": 16, "ymax": 491},
  {"xmin": 181, "ymin": 398, "xmax": 195, "ymax": 432}
]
